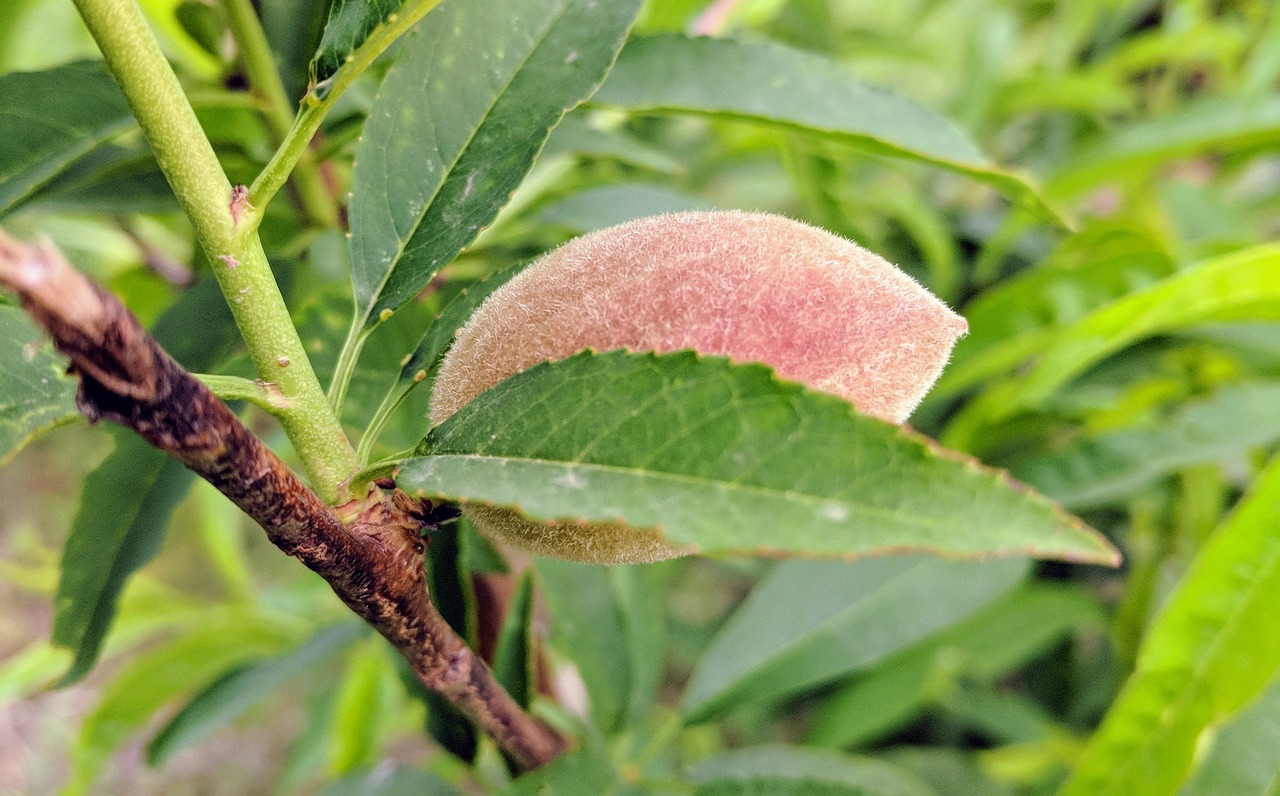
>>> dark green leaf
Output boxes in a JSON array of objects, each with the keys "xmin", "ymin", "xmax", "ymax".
[
  {"xmin": 147, "ymin": 622, "xmax": 367, "ymax": 765},
  {"xmin": 687, "ymin": 745, "xmax": 937, "ymax": 796},
  {"xmin": 421, "ymin": 520, "xmax": 478, "ymax": 760},
  {"xmin": 591, "ymin": 35, "xmax": 1061, "ymax": 223},
  {"xmin": 0, "ymin": 61, "xmax": 135, "ymax": 217},
  {"xmin": 18, "ymin": 145, "xmax": 176, "ymax": 216},
  {"xmin": 53, "ymin": 430, "xmax": 197, "ymax": 685},
  {"xmin": 1060, "ymin": 453, "xmax": 1280, "ymax": 796},
  {"xmin": 312, "ymin": 0, "xmax": 410, "ymax": 86},
  {"xmin": 0, "ymin": 304, "xmax": 78, "ymax": 465},
  {"xmin": 347, "ymin": 0, "xmax": 642, "ymax": 330},
  {"xmin": 490, "ymin": 570, "xmax": 536, "ymax": 709},
  {"xmin": 682, "ymin": 557, "xmax": 1027, "ymax": 721},
  {"xmin": 400, "ymin": 351, "xmax": 1118, "ymax": 565}
]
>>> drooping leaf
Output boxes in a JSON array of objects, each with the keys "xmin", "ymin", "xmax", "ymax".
[
  {"xmin": 681, "ymin": 556, "xmax": 1028, "ymax": 721},
  {"xmin": 807, "ymin": 583, "xmax": 1102, "ymax": 748},
  {"xmin": 52, "ymin": 430, "xmax": 197, "ymax": 685},
  {"xmin": 1010, "ymin": 382, "xmax": 1280, "ymax": 509},
  {"xmin": 1181, "ymin": 675, "xmax": 1280, "ymax": 796},
  {"xmin": 147, "ymin": 622, "xmax": 367, "ymax": 765},
  {"xmin": 52, "ymin": 279, "xmax": 239, "ymax": 683},
  {"xmin": 399, "ymin": 351, "xmax": 1118, "ymax": 565},
  {"xmin": 0, "ymin": 303, "xmax": 78, "ymax": 465},
  {"xmin": 590, "ymin": 35, "xmax": 1062, "ymax": 223},
  {"xmin": 0, "ymin": 60, "xmax": 135, "ymax": 217},
  {"xmin": 1059, "ymin": 453, "xmax": 1280, "ymax": 796},
  {"xmin": 347, "ymin": 0, "xmax": 643, "ymax": 331},
  {"xmin": 1013, "ymin": 243, "xmax": 1280, "ymax": 408},
  {"xmin": 686, "ymin": 745, "xmax": 938, "ymax": 796}
]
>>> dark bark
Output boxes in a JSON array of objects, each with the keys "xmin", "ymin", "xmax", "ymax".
[{"xmin": 0, "ymin": 231, "xmax": 568, "ymax": 771}]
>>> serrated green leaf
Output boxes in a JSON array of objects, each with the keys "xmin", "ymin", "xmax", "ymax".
[
  {"xmin": 0, "ymin": 61, "xmax": 135, "ymax": 217},
  {"xmin": 347, "ymin": 0, "xmax": 642, "ymax": 331},
  {"xmin": 590, "ymin": 35, "xmax": 1062, "ymax": 224},
  {"xmin": 808, "ymin": 583, "xmax": 1102, "ymax": 748},
  {"xmin": 0, "ymin": 304, "xmax": 78, "ymax": 465},
  {"xmin": 1060, "ymin": 452, "xmax": 1280, "ymax": 796},
  {"xmin": 490, "ymin": 569, "xmax": 536, "ymax": 709},
  {"xmin": 399, "ymin": 351, "xmax": 1118, "ymax": 565},
  {"xmin": 682, "ymin": 556, "xmax": 1027, "ymax": 721},
  {"xmin": 147, "ymin": 622, "xmax": 367, "ymax": 765},
  {"xmin": 686, "ymin": 745, "xmax": 938, "ymax": 796},
  {"xmin": 1013, "ymin": 243, "xmax": 1280, "ymax": 408},
  {"xmin": 1010, "ymin": 382, "xmax": 1280, "ymax": 509},
  {"xmin": 311, "ymin": 0, "xmax": 414, "ymax": 86}
]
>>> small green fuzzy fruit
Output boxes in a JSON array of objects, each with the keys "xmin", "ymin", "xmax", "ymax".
[{"xmin": 430, "ymin": 211, "xmax": 968, "ymax": 563}]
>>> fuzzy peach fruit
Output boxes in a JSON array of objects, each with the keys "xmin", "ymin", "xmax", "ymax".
[{"xmin": 430, "ymin": 211, "xmax": 968, "ymax": 563}]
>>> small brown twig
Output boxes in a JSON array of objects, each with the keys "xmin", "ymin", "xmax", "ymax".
[{"xmin": 0, "ymin": 231, "xmax": 568, "ymax": 771}]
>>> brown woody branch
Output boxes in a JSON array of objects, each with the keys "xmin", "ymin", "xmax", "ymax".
[{"xmin": 0, "ymin": 232, "xmax": 568, "ymax": 771}]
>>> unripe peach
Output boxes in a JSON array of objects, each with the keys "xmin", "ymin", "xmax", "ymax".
[{"xmin": 430, "ymin": 211, "xmax": 967, "ymax": 563}]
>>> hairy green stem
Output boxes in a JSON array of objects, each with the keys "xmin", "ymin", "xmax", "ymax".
[
  {"xmin": 73, "ymin": 0, "xmax": 357, "ymax": 502},
  {"xmin": 219, "ymin": 0, "xmax": 338, "ymax": 228},
  {"xmin": 248, "ymin": 0, "xmax": 444, "ymax": 219}
]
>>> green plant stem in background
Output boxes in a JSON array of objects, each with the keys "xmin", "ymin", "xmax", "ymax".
[
  {"xmin": 218, "ymin": 0, "xmax": 338, "ymax": 229},
  {"xmin": 72, "ymin": 0, "xmax": 357, "ymax": 502},
  {"xmin": 247, "ymin": 0, "xmax": 445, "ymax": 220},
  {"xmin": 195, "ymin": 374, "xmax": 294, "ymax": 414}
]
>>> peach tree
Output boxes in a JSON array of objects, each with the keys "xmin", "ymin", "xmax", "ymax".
[{"xmin": 9, "ymin": 0, "xmax": 1272, "ymax": 793}]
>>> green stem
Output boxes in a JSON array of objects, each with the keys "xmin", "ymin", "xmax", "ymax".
[
  {"xmin": 219, "ymin": 0, "xmax": 338, "ymax": 228},
  {"xmin": 248, "ymin": 0, "xmax": 445, "ymax": 218},
  {"xmin": 196, "ymin": 373, "xmax": 294, "ymax": 413},
  {"xmin": 328, "ymin": 316, "xmax": 368, "ymax": 419},
  {"xmin": 73, "ymin": 0, "xmax": 357, "ymax": 502},
  {"xmin": 355, "ymin": 382, "xmax": 411, "ymax": 465}
]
